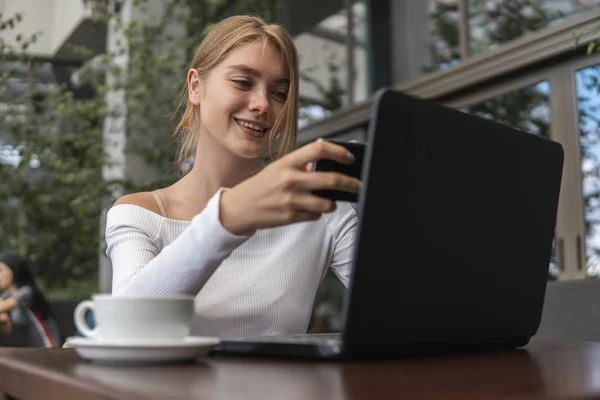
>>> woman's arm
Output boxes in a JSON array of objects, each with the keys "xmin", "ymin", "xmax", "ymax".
[
  {"xmin": 108, "ymin": 189, "xmax": 251, "ymax": 296},
  {"xmin": 0, "ymin": 298, "xmax": 18, "ymax": 314},
  {"xmin": 109, "ymin": 141, "xmax": 361, "ymax": 296},
  {"xmin": 0, "ymin": 286, "xmax": 32, "ymax": 334},
  {"xmin": 0, "ymin": 286, "xmax": 33, "ymax": 314},
  {"xmin": 0, "ymin": 313, "xmax": 11, "ymax": 335},
  {"xmin": 328, "ymin": 203, "xmax": 359, "ymax": 287}
]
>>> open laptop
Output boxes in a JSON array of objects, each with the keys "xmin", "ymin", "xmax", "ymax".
[{"xmin": 212, "ymin": 89, "xmax": 564, "ymax": 360}]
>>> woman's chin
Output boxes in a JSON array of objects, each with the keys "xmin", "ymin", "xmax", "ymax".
[{"xmin": 233, "ymin": 142, "xmax": 267, "ymax": 160}]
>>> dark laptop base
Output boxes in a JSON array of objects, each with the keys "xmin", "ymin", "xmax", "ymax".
[{"xmin": 212, "ymin": 335, "xmax": 531, "ymax": 361}]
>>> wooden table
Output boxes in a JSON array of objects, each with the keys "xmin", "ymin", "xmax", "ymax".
[{"xmin": 0, "ymin": 341, "xmax": 599, "ymax": 400}]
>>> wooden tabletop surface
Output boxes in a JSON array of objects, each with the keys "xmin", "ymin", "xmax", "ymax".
[{"xmin": 1, "ymin": 341, "xmax": 599, "ymax": 400}]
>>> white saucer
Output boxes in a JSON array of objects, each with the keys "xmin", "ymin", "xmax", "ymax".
[{"xmin": 65, "ymin": 336, "xmax": 220, "ymax": 364}]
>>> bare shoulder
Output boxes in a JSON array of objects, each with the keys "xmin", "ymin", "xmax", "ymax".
[{"xmin": 112, "ymin": 192, "xmax": 161, "ymax": 215}]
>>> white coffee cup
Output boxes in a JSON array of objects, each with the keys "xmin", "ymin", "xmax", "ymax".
[{"xmin": 73, "ymin": 294, "xmax": 195, "ymax": 343}]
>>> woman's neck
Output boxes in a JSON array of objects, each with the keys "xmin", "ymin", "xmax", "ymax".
[
  {"xmin": 171, "ymin": 132, "xmax": 262, "ymax": 201},
  {"xmin": 7, "ymin": 285, "xmax": 18, "ymax": 294}
]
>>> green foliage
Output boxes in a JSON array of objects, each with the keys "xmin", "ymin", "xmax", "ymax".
[
  {"xmin": 40, "ymin": 278, "xmax": 100, "ymax": 302},
  {"xmin": 465, "ymin": 86, "xmax": 550, "ymax": 138},
  {"xmin": 574, "ymin": 25, "xmax": 600, "ymax": 56},
  {"xmin": 429, "ymin": 0, "xmax": 565, "ymax": 69},
  {"xmin": 300, "ymin": 52, "xmax": 346, "ymax": 113},
  {"xmin": 0, "ymin": 14, "xmax": 112, "ymax": 290},
  {"xmin": 427, "ymin": 0, "xmax": 460, "ymax": 69},
  {"xmin": 476, "ymin": 0, "xmax": 564, "ymax": 46}
]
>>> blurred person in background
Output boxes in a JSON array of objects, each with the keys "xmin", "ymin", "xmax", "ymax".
[{"xmin": 0, "ymin": 253, "xmax": 62, "ymax": 347}]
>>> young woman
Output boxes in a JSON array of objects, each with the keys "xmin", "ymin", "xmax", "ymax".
[
  {"xmin": 0, "ymin": 253, "xmax": 62, "ymax": 347},
  {"xmin": 106, "ymin": 15, "xmax": 361, "ymax": 338}
]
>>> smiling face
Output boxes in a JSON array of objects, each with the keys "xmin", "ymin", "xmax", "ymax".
[{"xmin": 187, "ymin": 40, "xmax": 290, "ymax": 160}]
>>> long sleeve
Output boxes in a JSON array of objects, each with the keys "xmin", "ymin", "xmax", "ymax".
[
  {"xmin": 1, "ymin": 286, "xmax": 32, "ymax": 327},
  {"xmin": 106, "ymin": 189, "xmax": 251, "ymax": 296},
  {"xmin": 328, "ymin": 203, "xmax": 359, "ymax": 287}
]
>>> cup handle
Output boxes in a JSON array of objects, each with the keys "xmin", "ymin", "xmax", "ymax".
[{"xmin": 74, "ymin": 300, "xmax": 97, "ymax": 338}]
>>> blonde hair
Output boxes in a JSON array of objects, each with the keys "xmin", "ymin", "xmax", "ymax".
[{"xmin": 173, "ymin": 15, "xmax": 299, "ymax": 168}]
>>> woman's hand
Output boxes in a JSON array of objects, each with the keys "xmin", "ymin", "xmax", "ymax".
[
  {"xmin": 220, "ymin": 140, "xmax": 361, "ymax": 235},
  {"xmin": 0, "ymin": 313, "xmax": 11, "ymax": 335}
]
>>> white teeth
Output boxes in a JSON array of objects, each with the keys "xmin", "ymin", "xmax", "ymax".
[{"xmin": 236, "ymin": 119, "xmax": 265, "ymax": 132}]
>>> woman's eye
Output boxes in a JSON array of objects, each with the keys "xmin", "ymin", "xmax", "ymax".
[
  {"xmin": 273, "ymin": 91, "xmax": 288, "ymax": 101},
  {"xmin": 231, "ymin": 79, "xmax": 251, "ymax": 88}
]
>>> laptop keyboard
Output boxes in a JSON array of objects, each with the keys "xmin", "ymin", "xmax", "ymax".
[
  {"xmin": 228, "ymin": 333, "xmax": 342, "ymax": 345},
  {"xmin": 277, "ymin": 333, "xmax": 342, "ymax": 343}
]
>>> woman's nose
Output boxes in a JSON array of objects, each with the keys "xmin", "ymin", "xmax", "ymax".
[{"xmin": 248, "ymin": 90, "xmax": 269, "ymax": 115}]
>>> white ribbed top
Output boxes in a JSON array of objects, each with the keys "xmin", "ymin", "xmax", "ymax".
[{"xmin": 105, "ymin": 189, "xmax": 357, "ymax": 338}]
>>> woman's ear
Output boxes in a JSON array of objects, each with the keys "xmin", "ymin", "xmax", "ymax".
[{"xmin": 188, "ymin": 69, "xmax": 202, "ymax": 106}]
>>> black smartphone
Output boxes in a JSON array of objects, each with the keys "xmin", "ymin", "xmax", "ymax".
[{"xmin": 312, "ymin": 139, "xmax": 365, "ymax": 203}]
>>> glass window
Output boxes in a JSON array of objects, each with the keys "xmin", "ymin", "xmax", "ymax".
[
  {"xmin": 296, "ymin": 1, "xmax": 368, "ymax": 126},
  {"xmin": 468, "ymin": 0, "xmax": 600, "ymax": 56},
  {"xmin": 463, "ymin": 81, "xmax": 551, "ymax": 136},
  {"xmin": 576, "ymin": 64, "xmax": 600, "ymax": 275},
  {"xmin": 428, "ymin": 0, "xmax": 462, "ymax": 71},
  {"xmin": 461, "ymin": 81, "xmax": 558, "ymax": 277}
]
